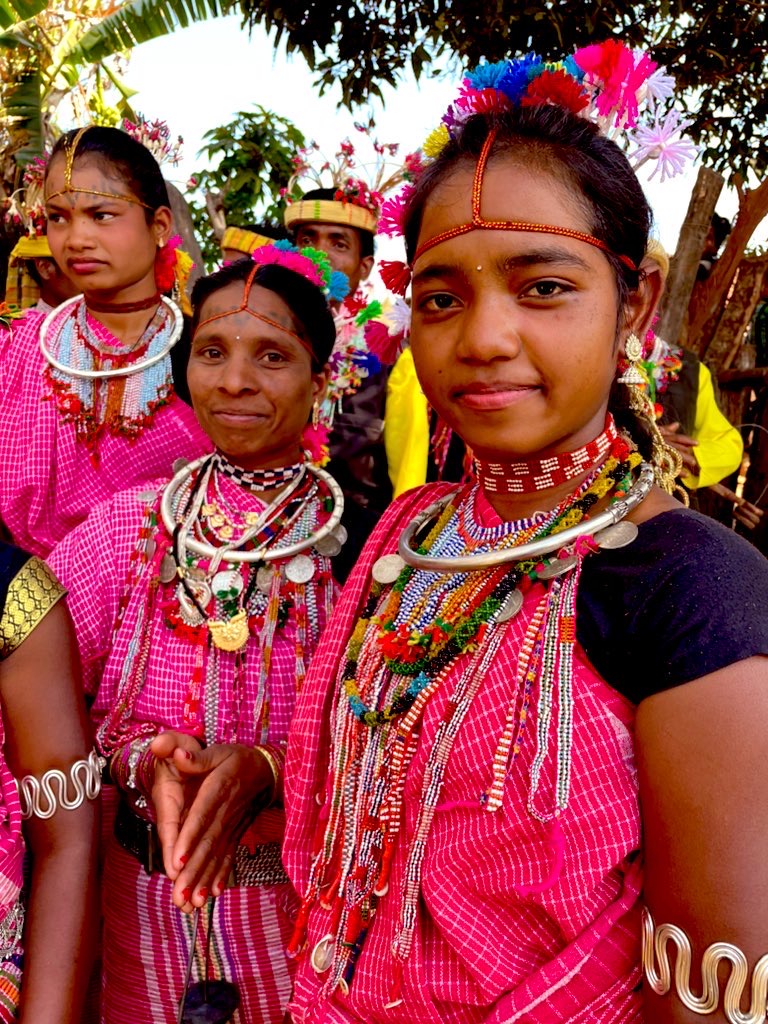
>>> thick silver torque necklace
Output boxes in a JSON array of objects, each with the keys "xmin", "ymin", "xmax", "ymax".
[{"xmin": 395, "ymin": 462, "xmax": 655, "ymax": 575}]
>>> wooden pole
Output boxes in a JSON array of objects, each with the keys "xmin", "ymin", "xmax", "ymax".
[{"xmin": 657, "ymin": 165, "xmax": 724, "ymax": 347}]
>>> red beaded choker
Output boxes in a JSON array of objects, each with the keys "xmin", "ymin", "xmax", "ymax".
[{"xmin": 476, "ymin": 416, "xmax": 619, "ymax": 494}]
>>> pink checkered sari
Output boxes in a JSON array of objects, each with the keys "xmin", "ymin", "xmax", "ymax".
[
  {"xmin": 284, "ymin": 485, "xmax": 643, "ymax": 1024},
  {"xmin": 50, "ymin": 480, "xmax": 339, "ymax": 1024},
  {"xmin": 0, "ymin": 310, "xmax": 209, "ymax": 557}
]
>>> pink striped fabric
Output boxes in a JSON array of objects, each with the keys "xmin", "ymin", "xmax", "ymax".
[
  {"xmin": 50, "ymin": 479, "xmax": 336, "ymax": 1023},
  {"xmin": 284, "ymin": 485, "xmax": 643, "ymax": 1024},
  {"xmin": 103, "ymin": 841, "xmax": 297, "ymax": 1024},
  {"xmin": 0, "ymin": 310, "xmax": 210, "ymax": 557}
]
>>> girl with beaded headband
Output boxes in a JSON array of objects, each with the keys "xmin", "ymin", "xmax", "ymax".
[
  {"xmin": 49, "ymin": 244, "xmax": 371, "ymax": 1024},
  {"xmin": 282, "ymin": 42, "xmax": 768, "ymax": 1024},
  {"xmin": 0, "ymin": 125, "xmax": 208, "ymax": 558}
]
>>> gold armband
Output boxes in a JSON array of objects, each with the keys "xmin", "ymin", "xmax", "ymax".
[{"xmin": 642, "ymin": 906, "xmax": 768, "ymax": 1024}]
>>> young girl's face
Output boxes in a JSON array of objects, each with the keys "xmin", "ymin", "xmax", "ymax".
[
  {"xmin": 45, "ymin": 154, "xmax": 171, "ymax": 301},
  {"xmin": 409, "ymin": 155, "xmax": 656, "ymax": 462}
]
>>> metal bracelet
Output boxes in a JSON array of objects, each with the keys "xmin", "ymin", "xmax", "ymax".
[
  {"xmin": 16, "ymin": 749, "xmax": 105, "ymax": 820},
  {"xmin": 642, "ymin": 905, "xmax": 768, "ymax": 1024}
]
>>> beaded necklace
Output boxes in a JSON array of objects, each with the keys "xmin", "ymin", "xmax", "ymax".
[
  {"xmin": 97, "ymin": 461, "xmax": 342, "ymax": 754},
  {"xmin": 41, "ymin": 297, "xmax": 179, "ymax": 464},
  {"xmin": 476, "ymin": 415, "xmax": 619, "ymax": 494},
  {"xmin": 290, "ymin": 436, "xmax": 644, "ymax": 1001}
]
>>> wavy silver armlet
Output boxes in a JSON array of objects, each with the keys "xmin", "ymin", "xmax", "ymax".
[
  {"xmin": 15, "ymin": 749, "xmax": 105, "ymax": 820},
  {"xmin": 642, "ymin": 906, "xmax": 768, "ymax": 1024}
]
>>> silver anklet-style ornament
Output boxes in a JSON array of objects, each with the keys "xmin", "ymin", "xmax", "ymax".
[
  {"xmin": 15, "ymin": 749, "xmax": 105, "ymax": 820},
  {"xmin": 642, "ymin": 906, "xmax": 768, "ymax": 1023}
]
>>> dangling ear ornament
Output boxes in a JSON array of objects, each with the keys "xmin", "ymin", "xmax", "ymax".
[{"xmin": 617, "ymin": 333, "xmax": 646, "ymax": 385}]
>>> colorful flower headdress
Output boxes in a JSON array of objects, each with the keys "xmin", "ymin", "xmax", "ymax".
[
  {"xmin": 251, "ymin": 240, "xmax": 351, "ymax": 305},
  {"xmin": 283, "ymin": 122, "xmax": 424, "ymax": 236},
  {"xmin": 364, "ymin": 39, "xmax": 699, "ymax": 366},
  {"xmin": 122, "ymin": 116, "xmax": 183, "ymax": 167}
]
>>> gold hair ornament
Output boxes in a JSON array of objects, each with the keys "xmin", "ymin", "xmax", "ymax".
[
  {"xmin": 618, "ymin": 331, "xmax": 688, "ymax": 503},
  {"xmin": 642, "ymin": 906, "xmax": 768, "ymax": 1024},
  {"xmin": 44, "ymin": 126, "xmax": 152, "ymax": 210}
]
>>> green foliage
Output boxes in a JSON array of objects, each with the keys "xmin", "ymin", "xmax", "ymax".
[
  {"xmin": 72, "ymin": 0, "xmax": 234, "ymax": 66},
  {"xmin": 186, "ymin": 105, "xmax": 305, "ymax": 269},
  {"xmin": 236, "ymin": 0, "xmax": 768, "ymax": 178}
]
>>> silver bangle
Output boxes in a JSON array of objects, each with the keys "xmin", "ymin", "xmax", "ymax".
[
  {"xmin": 15, "ymin": 749, "xmax": 105, "ymax": 820},
  {"xmin": 642, "ymin": 905, "xmax": 768, "ymax": 1023}
]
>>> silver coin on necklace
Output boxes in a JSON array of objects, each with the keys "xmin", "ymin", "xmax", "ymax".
[
  {"xmin": 314, "ymin": 533, "xmax": 342, "ymax": 557},
  {"xmin": 159, "ymin": 552, "xmax": 177, "ymax": 584},
  {"xmin": 286, "ymin": 554, "xmax": 315, "ymax": 584},
  {"xmin": 212, "ymin": 569, "xmax": 244, "ymax": 596},
  {"xmin": 538, "ymin": 553, "xmax": 578, "ymax": 579},
  {"xmin": 176, "ymin": 580, "xmax": 212, "ymax": 626},
  {"xmin": 594, "ymin": 521, "xmax": 639, "ymax": 549},
  {"xmin": 256, "ymin": 565, "xmax": 276, "ymax": 594},
  {"xmin": 310, "ymin": 934, "xmax": 335, "ymax": 974},
  {"xmin": 496, "ymin": 589, "xmax": 524, "ymax": 622},
  {"xmin": 372, "ymin": 553, "xmax": 406, "ymax": 584},
  {"xmin": 145, "ymin": 537, "xmax": 157, "ymax": 560},
  {"xmin": 333, "ymin": 523, "xmax": 348, "ymax": 545},
  {"xmin": 172, "ymin": 458, "xmax": 190, "ymax": 475}
]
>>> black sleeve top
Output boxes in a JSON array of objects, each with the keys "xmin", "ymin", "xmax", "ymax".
[{"xmin": 576, "ymin": 508, "xmax": 768, "ymax": 704}]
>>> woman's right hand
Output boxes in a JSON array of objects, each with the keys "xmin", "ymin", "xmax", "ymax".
[{"xmin": 150, "ymin": 731, "xmax": 206, "ymax": 880}]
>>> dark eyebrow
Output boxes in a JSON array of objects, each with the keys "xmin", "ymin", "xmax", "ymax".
[
  {"xmin": 412, "ymin": 246, "xmax": 592, "ymax": 287},
  {"xmin": 45, "ymin": 196, "xmax": 124, "ymax": 213},
  {"xmin": 500, "ymin": 248, "xmax": 592, "ymax": 272}
]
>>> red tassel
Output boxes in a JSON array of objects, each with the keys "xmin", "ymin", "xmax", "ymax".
[
  {"xmin": 379, "ymin": 259, "xmax": 411, "ymax": 296},
  {"xmin": 364, "ymin": 321, "xmax": 404, "ymax": 367},
  {"xmin": 154, "ymin": 246, "xmax": 176, "ymax": 293}
]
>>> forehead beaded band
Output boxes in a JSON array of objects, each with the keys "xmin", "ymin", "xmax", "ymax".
[
  {"xmin": 412, "ymin": 125, "xmax": 637, "ymax": 272},
  {"xmin": 44, "ymin": 126, "xmax": 153, "ymax": 210},
  {"xmin": 194, "ymin": 262, "xmax": 315, "ymax": 357}
]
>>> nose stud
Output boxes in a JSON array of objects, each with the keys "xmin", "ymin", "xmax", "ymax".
[{"xmin": 475, "ymin": 265, "xmax": 483, "ymax": 271}]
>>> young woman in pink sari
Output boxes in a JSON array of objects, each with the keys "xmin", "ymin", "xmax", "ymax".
[
  {"xmin": 282, "ymin": 45, "xmax": 768, "ymax": 1024},
  {"xmin": 50, "ymin": 246, "xmax": 356, "ymax": 1023},
  {"xmin": 0, "ymin": 126, "xmax": 208, "ymax": 557}
]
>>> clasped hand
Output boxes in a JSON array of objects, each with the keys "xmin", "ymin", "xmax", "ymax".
[{"xmin": 150, "ymin": 732, "xmax": 274, "ymax": 911}]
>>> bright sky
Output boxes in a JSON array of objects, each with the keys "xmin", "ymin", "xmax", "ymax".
[{"xmin": 115, "ymin": 14, "xmax": 766, "ymax": 254}]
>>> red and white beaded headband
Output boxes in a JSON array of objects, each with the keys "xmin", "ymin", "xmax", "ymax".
[
  {"xmin": 194, "ymin": 262, "xmax": 315, "ymax": 358},
  {"xmin": 412, "ymin": 125, "xmax": 637, "ymax": 271}
]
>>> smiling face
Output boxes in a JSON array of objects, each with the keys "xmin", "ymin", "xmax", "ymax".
[
  {"xmin": 409, "ymin": 155, "xmax": 658, "ymax": 463},
  {"xmin": 188, "ymin": 281, "xmax": 327, "ymax": 470},
  {"xmin": 45, "ymin": 154, "xmax": 171, "ymax": 302}
]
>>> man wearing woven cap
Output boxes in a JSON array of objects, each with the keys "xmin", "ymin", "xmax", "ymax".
[
  {"xmin": 220, "ymin": 223, "xmax": 287, "ymax": 264},
  {"xmin": 6, "ymin": 234, "xmax": 78, "ymax": 313},
  {"xmin": 285, "ymin": 186, "xmax": 391, "ymax": 513}
]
